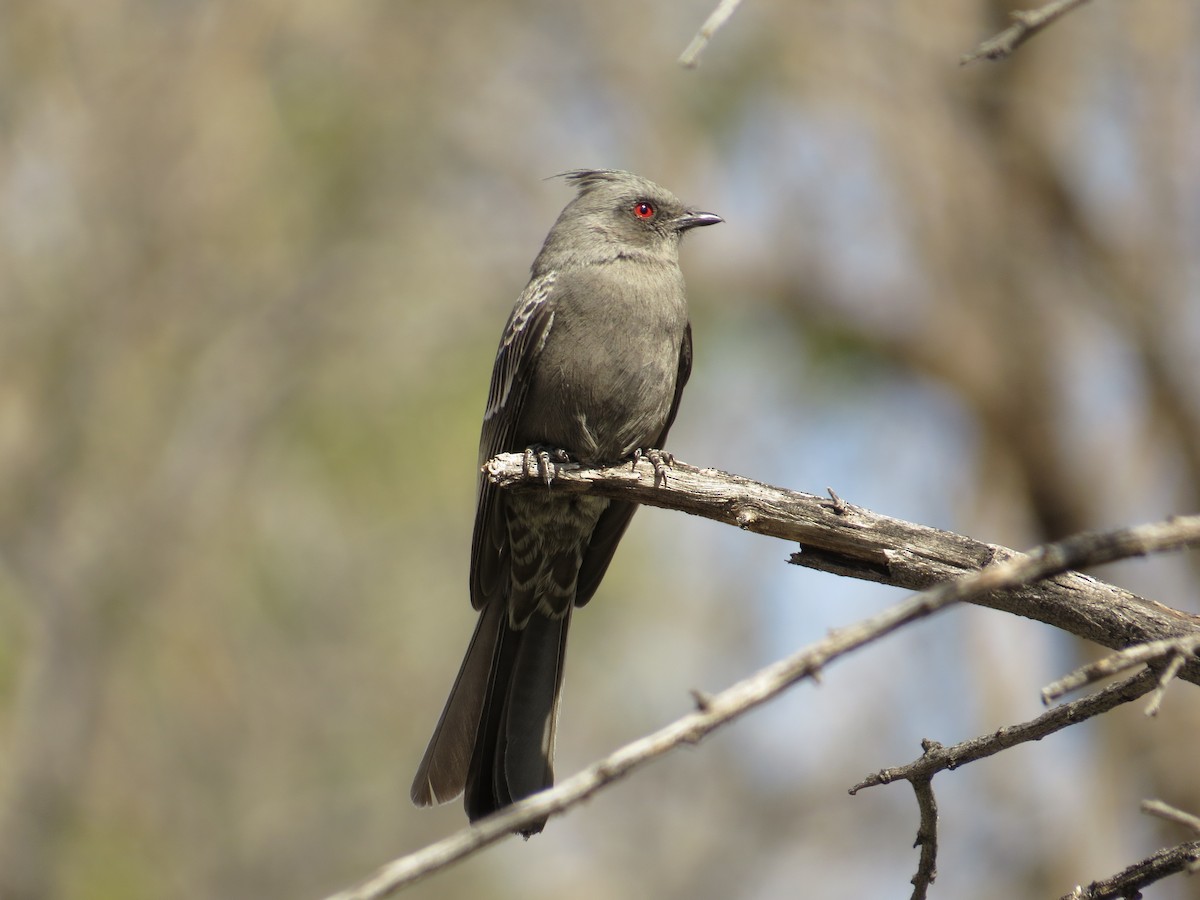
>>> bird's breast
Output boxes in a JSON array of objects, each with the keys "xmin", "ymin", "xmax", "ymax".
[{"xmin": 518, "ymin": 263, "xmax": 688, "ymax": 463}]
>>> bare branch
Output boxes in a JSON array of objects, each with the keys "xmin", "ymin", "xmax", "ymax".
[
  {"xmin": 486, "ymin": 454, "xmax": 1200, "ymax": 683},
  {"xmin": 1061, "ymin": 840, "xmax": 1200, "ymax": 899},
  {"xmin": 910, "ymin": 772, "xmax": 938, "ymax": 900},
  {"xmin": 327, "ymin": 562, "xmax": 969, "ymax": 898},
  {"xmin": 326, "ymin": 482, "xmax": 1200, "ymax": 899},
  {"xmin": 1041, "ymin": 634, "xmax": 1200, "ymax": 708},
  {"xmin": 1141, "ymin": 799, "xmax": 1200, "ymax": 837},
  {"xmin": 1144, "ymin": 649, "xmax": 1191, "ymax": 717},
  {"xmin": 678, "ymin": 0, "xmax": 743, "ymax": 67},
  {"xmin": 961, "ymin": 0, "xmax": 1096, "ymax": 65},
  {"xmin": 852, "ymin": 669, "xmax": 1158, "ymax": 795},
  {"xmin": 853, "ymin": 671, "xmax": 1163, "ymax": 898}
]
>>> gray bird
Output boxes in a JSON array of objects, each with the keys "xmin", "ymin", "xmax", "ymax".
[{"xmin": 410, "ymin": 170, "xmax": 721, "ymax": 834}]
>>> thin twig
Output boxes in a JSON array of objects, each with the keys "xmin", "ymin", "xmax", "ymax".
[
  {"xmin": 910, "ymin": 772, "xmax": 938, "ymax": 900},
  {"xmin": 961, "ymin": 0, "xmax": 1095, "ymax": 65},
  {"xmin": 678, "ymin": 0, "xmax": 744, "ymax": 67},
  {"xmin": 854, "ymin": 671, "xmax": 1162, "ymax": 899},
  {"xmin": 1144, "ymin": 650, "xmax": 1189, "ymax": 716},
  {"xmin": 1041, "ymin": 634, "xmax": 1200, "ymax": 704},
  {"xmin": 1061, "ymin": 840, "xmax": 1200, "ymax": 898},
  {"xmin": 851, "ymin": 669, "xmax": 1159, "ymax": 795},
  {"xmin": 1141, "ymin": 799, "xmax": 1200, "ymax": 836}
]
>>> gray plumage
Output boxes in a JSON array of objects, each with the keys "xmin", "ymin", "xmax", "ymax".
[{"xmin": 410, "ymin": 170, "xmax": 721, "ymax": 833}]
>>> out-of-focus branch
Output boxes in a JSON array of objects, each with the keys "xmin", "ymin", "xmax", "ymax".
[
  {"xmin": 486, "ymin": 454, "xmax": 1200, "ymax": 683},
  {"xmin": 323, "ymin": 471, "xmax": 1200, "ymax": 899},
  {"xmin": 0, "ymin": 595, "xmax": 111, "ymax": 900},
  {"xmin": 961, "ymin": 0, "xmax": 1096, "ymax": 64},
  {"xmin": 1141, "ymin": 799, "xmax": 1200, "ymax": 837},
  {"xmin": 678, "ymin": 0, "xmax": 744, "ymax": 67}
]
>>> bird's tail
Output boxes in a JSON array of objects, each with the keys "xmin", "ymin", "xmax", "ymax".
[{"xmin": 410, "ymin": 600, "xmax": 571, "ymax": 836}]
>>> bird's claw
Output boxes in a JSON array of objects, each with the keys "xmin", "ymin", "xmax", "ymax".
[
  {"xmin": 632, "ymin": 447, "xmax": 674, "ymax": 485},
  {"xmin": 523, "ymin": 446, "xmax": 572, "ymax": 488}
]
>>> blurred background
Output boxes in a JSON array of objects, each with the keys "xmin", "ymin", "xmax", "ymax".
[{"xmin": 1, "ymin": 1, "xmax": 1199, "ymax": 898}]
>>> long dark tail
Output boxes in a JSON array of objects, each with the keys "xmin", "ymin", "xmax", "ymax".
[{"xmin": 411, "ymin": 600, "xmax": 570, "ymax": 835}]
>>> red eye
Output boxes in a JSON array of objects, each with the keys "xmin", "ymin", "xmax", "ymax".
[{"xmin": 633, "ymin": 201, "xmax": 655, "ymax": 219}]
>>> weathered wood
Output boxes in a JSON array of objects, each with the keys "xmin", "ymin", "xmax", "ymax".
[{"xmin": 485, "ymin": 453, "xmax": 1200, "ymax": 685}]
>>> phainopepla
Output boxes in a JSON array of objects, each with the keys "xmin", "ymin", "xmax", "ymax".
[{"xmin": 410, "ymin": 169, "xmax": 721, "ymax": 834}]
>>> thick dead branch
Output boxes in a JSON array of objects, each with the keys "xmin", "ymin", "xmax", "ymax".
[{"xmin": 485, "ymin": 454, "xmax": 1200, "ymax": 684}]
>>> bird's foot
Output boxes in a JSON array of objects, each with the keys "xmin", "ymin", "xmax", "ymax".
[
  {"xmin": 522, "ymin": 446, "xmax": 572, "ymax": 488},
  {"xmin": 632, "ymin": 447, "xmax": 674, "ymax": 485}
]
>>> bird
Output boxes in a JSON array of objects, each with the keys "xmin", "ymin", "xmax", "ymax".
[{"xmin": 410, "ymin": 169, "xmax": 721, "ymax": 834}]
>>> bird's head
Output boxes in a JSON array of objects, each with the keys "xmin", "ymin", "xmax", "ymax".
[{"xmin": 537, "ymin": 169, "xmax": 722, "ymax": 267}]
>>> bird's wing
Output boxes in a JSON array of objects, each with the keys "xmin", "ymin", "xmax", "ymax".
[
  {"xmin": 470, "ymin": 271, "xmax": 559, "ymax": 611},
  {"xmin": 574, "ymin": 321, "xmax": 693, "ymax": 606},
  {"xmin": 655, "ymin": 319, "xmax": 693, "ymax": 447}
]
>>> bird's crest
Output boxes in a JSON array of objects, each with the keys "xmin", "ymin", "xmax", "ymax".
[{"xmin": 554, "ymin": 169, "xmax": 635, "ymax": 193}]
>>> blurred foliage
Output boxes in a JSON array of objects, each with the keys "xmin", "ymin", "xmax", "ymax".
[{"xmin": 1, "ymin": 1, "xmax": 1198, "ymax": 898}]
